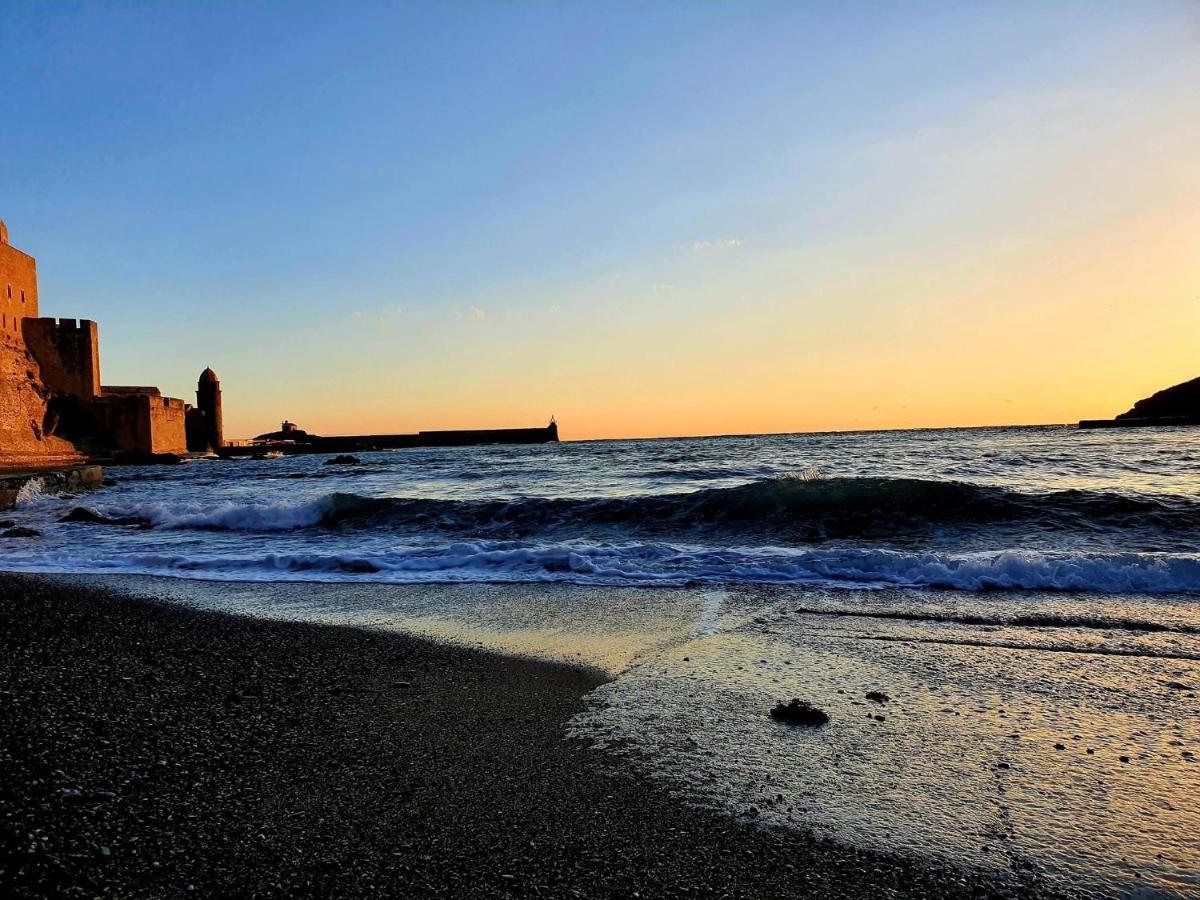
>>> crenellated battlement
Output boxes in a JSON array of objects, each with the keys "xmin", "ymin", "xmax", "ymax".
[
  {"xmin": 1, "ymin": 218, "xmax": 197, "ymax": 464},
  {"xmin": 35, "ymin": 317, "xmax": 97, "ymax": 333}
]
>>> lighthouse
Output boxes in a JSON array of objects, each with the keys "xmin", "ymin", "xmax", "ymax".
[{"xmin": 186, "ymin": 367, "xmax": 224, "ymax": 451}]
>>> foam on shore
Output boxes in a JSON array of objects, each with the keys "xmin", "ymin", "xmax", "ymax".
[{"xmin": 8, "ymin": 543, "xmax": 1200, "ymax": 593}]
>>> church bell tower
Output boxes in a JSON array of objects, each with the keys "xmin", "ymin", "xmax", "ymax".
[{"xmin": 194, "ymin": 367, "xmax": 223, "ymax": 451}]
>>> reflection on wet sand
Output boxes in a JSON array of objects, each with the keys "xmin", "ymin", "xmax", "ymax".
[{"xmin": 575, "ymin": 589, "xmax": 1200, "ymax": 898}]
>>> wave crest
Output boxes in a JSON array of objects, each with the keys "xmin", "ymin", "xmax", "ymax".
[
  {"xmin": 71, "ymin": 476, "xmax": 1200, "ymax": 541},
  {"xmin": 324, "ymin": 477, "xmax": 1200, "ymax": 539}
]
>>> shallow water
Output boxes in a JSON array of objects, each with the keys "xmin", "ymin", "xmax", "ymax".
[
  {"xmin": 572, "ymin": 588, "xmax": 1200, "ymax": 899},
  {"xmin": 7, "ymin": 425, "xmax": 1200, "ymax": 895}
]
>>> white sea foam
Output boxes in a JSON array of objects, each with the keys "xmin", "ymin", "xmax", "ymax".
[
  {"xmin": 14, "ymin": 477, "xmax": 46, "ymax": 506},
  {"xmin": 5, "ymin": 542, "xmax": 1200, "ymax": 593},
  {"xmin": 115, "ymin": 496, "xmax": 336, "ymax": 531}
]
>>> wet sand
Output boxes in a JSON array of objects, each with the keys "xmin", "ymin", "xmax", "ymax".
[{"xmin": 0, "ymin": 574, "xmax": 1067, "ymax": 898}]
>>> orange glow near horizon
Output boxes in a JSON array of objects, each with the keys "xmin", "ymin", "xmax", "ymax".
[
  {"xmin": 213, "ymin": 178, "xmax": 1200, "ymax": 443},
  {"xmin": 22, "ymin": 4, "xmax": 1194, "ymax": 446}
]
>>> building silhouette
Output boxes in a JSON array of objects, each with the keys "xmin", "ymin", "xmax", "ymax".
[
  {"xmin": 0, "ymin": 217, "xmax": 213, "ymax": 467},
  {"xmin": 186, "ymin": 368, "xmax": 224, "ymax": 452}
]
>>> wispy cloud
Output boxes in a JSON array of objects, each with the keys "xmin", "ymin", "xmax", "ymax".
[
  {"xmin": 692, "ymin": 237, "xmax": 742, "ymax": 253},
  {"xmin": 469, "ymin": 305, "xmax": 486, "ymax": 320}
]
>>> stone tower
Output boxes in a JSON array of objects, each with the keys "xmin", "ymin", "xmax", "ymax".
[
  {"xmin": 0, "ymin": 217, "xmax": 81, "ymax": 468},
  {"xmin": 195, "ymin": 367, "xmax": 223, "ymax": 451}
]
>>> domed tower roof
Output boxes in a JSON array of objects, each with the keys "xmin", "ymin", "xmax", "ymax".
[{"xmin": 199, "ymin": 367, "xmax": 220, "ymax": 384}]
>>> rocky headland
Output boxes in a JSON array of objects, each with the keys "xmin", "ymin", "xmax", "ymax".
[{"xmin": 1080, "ymin": 375, "xmax": 1200, "ymax": 428}]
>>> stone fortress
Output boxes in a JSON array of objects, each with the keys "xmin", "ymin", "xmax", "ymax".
[
  {"xmin": 1, "ymin": 214, "xmax": 554, "ymax": 474},
  {"xmin": 0, "ymin": 218, "xmax": 222, "ymax": 470}
]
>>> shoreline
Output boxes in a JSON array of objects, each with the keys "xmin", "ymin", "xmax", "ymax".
[{"xmin": 0, "ymin": 574, "xmax": 1069, "ymax": 898}]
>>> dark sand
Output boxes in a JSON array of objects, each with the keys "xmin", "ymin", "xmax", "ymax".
[{"xmin": 0, "ymin": 575, "xmax": 1070, "ymax": 898}]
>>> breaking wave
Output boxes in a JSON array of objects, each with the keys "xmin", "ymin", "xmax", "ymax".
[
  {"xmin": 75, "ymin": 476, "xmax": 1200, "ymax": 541},
  {"xmin": 7, "ymin": 543, "xmax": 1200, "ymax": 593}
]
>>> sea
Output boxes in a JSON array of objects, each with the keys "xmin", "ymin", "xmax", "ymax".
[{"xmin": 4, "ymin": 425, "xmax": 1199, "ymax": 897}]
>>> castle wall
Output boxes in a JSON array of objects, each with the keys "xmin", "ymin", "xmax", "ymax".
[
  {"xmin": 0, "ymin": 330, "xmax": 83, "ymax": 471},
  {"xmin": 0, "ymin": 221, "xmax": 193, "ymax": 465},
  {"xmin": 0, "ymin": 231, "xmax": 82, "ymax": 470},
  {"xmin": 102, "ymin": 385, "xmax": 161, "ymax": 397},
  {"xmin": 89, "ymin": 393, "xmax": 187, "ymax": 456},
  {"xmin": 146, "ymin": 396, "xmax": 188, "ymax": 454},
  {"xmin": 23, "ymin": 318, "xmax": 101, "ymax": 400},
  {"xmin": 0, "ymin": 236, "xmax": 38, "ymax": 341}
]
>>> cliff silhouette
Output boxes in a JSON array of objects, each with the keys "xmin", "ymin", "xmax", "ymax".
[
  {"xmin": 1080, "ymin": 375, "xmax": 1200, "ymax": 429},
  {"xmin": 1115, "ymin": 376, "xmax": 1200, "ymax": 421}
]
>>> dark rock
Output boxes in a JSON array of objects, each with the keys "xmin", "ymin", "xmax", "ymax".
[
  {"xmin": 865, "ymin": 691, "xmax": 890, "ymax": 704},
  {"xmin": 1116, "ymin": 376, "xmax": 1200, "ymax": 421},
  {"xmin": 769, "ymin": 699, "xmax": 829, "ymax": 727},
  {"xmin": 0, "ymin": 518, "xmax": 13, "ymax": 528},
  {"xmin": 326, "ymin": 455, "xmax": 362, "ymax": 466},
  {"xmin": 873, "ymin": 715, "xmax": 885, "ymax": 722},
  {"xmin": 1119, "ymin": 755, "xmax": 1130, "ymax": 763},
  {"xmin": 59, "ymin": 507, "xmax": 151, "ymax": 527},
  {"xmin": 1054, "ymin": 743, "xmax": 1065, "ymax": 751},
  {"xmin": 3, "ymin": 526, "xmax": 40, "ymax": 537},
  {"xmin": 256, "ymin": 424, "xmax": 315, "ymax": 442}
]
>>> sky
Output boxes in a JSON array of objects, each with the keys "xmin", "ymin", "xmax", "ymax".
[{"xmin": 1, "ymin": 0, "xmax": 1198, "ymax": 441}]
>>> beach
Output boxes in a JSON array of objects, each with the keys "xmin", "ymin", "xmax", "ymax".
[
  {"xmin": 3, "ymin": 427, "xmax": 1199, "ymax": 896},
  {"xmin": 0, "ymin": 573, "xmax": 1063, "ymax": 898},
  {"xmin": 5, "ymin": 2, "xmax": 1199, "ymax": 894}
]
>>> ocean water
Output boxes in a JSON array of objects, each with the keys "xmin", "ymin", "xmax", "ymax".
[
  {"xmin": 6, "ymin": 425, "xmax": 1200, "ymax": 589},
  {"xmin": 5, "ymin": 425, "xmax": 1200, "ymax": 896}
]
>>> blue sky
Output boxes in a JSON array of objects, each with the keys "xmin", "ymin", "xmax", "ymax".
[{"xmin": 3, "ymin": 1, "xmax": 1198, "ymax": 438}]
